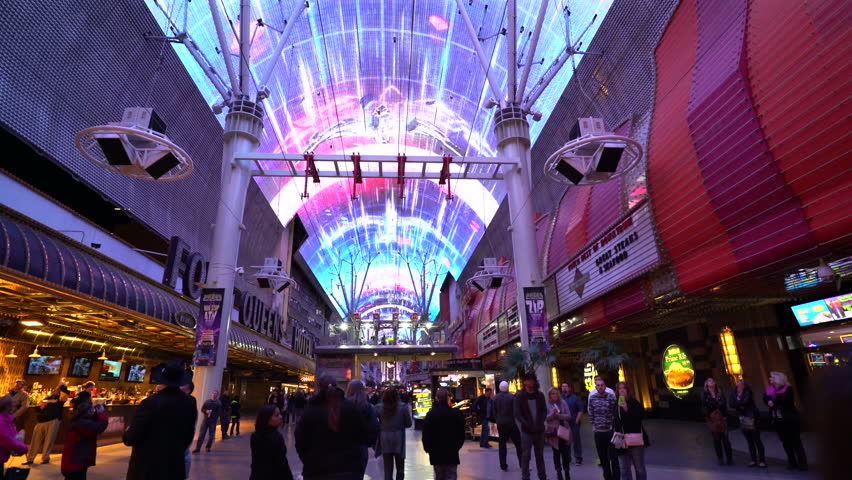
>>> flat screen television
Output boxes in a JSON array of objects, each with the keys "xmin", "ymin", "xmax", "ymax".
[
  {"xmin": 26, "ymin": 356, "xmax": 63, "ymax": 375},
  {"xmin": 99, "ymin": 360, "xmax": 122, "ymax": 381},
  {"xmin": 67, "ymin": 357, "xmax": 94, "ymax": 378},
  {"xmin": 125, "ymin": 364, "xmax": 148, "ymax": 383},
  {"xmin": 791, "ymin": 293, "xmax": 852, "ymax": 326}
]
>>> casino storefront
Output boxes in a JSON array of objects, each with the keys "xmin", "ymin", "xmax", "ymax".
[{"xmin": 0, "ymin": 205, "xmax": 313, "ymax": 446}]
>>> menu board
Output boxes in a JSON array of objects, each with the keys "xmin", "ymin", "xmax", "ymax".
[
  {"xmin": 662, "ymin": 344, "xmax": 694, "ymax": 399},
  {"xmin": 412, "ymin": 388, "xmax": 432, "ymax": 420},
  {"xmin": 583, "ymin": 363, "xmax": 597, "ymax": 392},
  {"xmin": 791, "ymin": 293, "xmax": 852, "ymax": 326}
]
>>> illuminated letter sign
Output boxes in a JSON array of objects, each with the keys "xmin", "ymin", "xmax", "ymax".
[
  {"xmin": 238, "ymin": 292, "xmax": 284, "ymax": 344},
  {"xmin": 583, "ymin": 363, "xmax": 597, "ymax": 392},
  {"xmin": 662, "ymin": 344, "xmax": 695, "ymax": 399},
  {"xmin": 162, "ymin": 236, "xmax": 208, "ymax": 299}
]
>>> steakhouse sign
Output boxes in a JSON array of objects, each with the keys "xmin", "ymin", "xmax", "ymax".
[{"xmin": 553, "ymin": 202, "xmax": 660, "ymax": 315}]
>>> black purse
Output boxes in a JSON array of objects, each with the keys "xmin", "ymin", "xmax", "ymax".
[{"xmin": 3, "ymin": 467, "xmax": 30, "ymax": 480}]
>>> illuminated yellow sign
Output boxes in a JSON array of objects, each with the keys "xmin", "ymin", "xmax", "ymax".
[
  {"xmin": 662, "ymin": 344, "xmax": 694, "ymax": 399},
  {"xmin": 583, "ymin": 363, "xmax": 597, "ymax": 392}
]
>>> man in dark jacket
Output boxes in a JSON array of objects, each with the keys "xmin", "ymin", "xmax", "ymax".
[
  {"xmin": 493, "ymin": 381, "xmax": 522, "ymax": 471},
  {"xmin": 422, "ymin": 388, "xmax": 466, "ymax": 480},
  {"xmin": 192, "ymin": 390, "xmax": 222, "ymax": 453},
  {"xmin": 472, "ymin": 387, "xmax": 493, "ymax": 448},
  {"xmin": 514, "ymin": 373, "xmax": 548, "ymax": 480},
  {"xmin": 219, "ymin": 389, "xmax": 231, "ymax": 440},
  {"xmin": 124, "ymin": 362, "xmax": 197, "ymax": 480}
]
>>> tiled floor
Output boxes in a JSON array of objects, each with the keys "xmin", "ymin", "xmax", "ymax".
[{"xmin": 9, "ymin": 418, "xmax": 818, "ymax": 479}]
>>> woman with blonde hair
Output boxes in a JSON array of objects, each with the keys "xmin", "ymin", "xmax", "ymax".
[
  {"xmin": 701, "ymin": 377, "xmax": 732, "ymax": 466},
  {"xmin": 545, "ymin": 387, "xmax": 572, "ymax": 480},
  {"xmin": 764, "ymin": 371, "xmax": 807, "ymax": 471}
]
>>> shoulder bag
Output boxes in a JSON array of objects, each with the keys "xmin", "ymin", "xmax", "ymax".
[
  {"xmin": 739, "ymin": 415, "xmax": 755, "ymax": 430},
  {"xmin": 707, "ymin": 409, "xmax": 727, "ymax": 434},
  {"xmin": 557, "ymin": 424, "xmax": 572, "ymax": 442}
]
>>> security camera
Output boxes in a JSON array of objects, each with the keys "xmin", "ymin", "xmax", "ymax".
[
  {"xmin": 250, "ymin": 258, "xmax": 296, "ymax": 293},
  {"xmin": 235, "ymin": 267, "xmax": 245, "ymax": 276}
]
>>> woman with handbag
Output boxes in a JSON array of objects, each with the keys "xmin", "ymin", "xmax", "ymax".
[
  {"xmin": 729, "ymin": 379, "xmax": 766, "ymax": 468},
  {"xmin": 764, "ymin": 371, "xmax": 807, "ymax": 471},
  {"xmin": 0, "ymin": 395, "xmax": 28, "ymax": 479},
  {"xmin": 61, "ymin": 402, "xmax": 108, "ymax": 480},
  {"xmin": 613, "ymin": 382, "xmax": 647, "ymax": 480},
  {"xmin": 545, "ymin": 387, "xmax": 572, "ymax": 480},
  {"xmin": 701, "ymin": 377, "xmax": 733, "ymax": 466}
]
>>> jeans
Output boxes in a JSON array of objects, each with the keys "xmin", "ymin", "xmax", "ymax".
[
  {"xmin": 228, "ymin": 417, "xmax": 240, "ymax": 436},
  {"xmin": 480, "ymin": 420, "xmax": 491, "ymax": 446},
  {"xmin": 594, "ymin": 431, "xmax": 620, "ymax": 480},
  {"xmin": 28, "ymin": 418, "xmax": 60, "ymax": 462},
  {"xmin": 567, "ymin": 422, "xmax": 582, "ymax": 462},
  {"xmin": 551, "ymin": 438, "xmax": 571, "ymax": 478},
  {"xmin": 741, "ymin": 428, "xmax": 765, "ymax": 463},
  {"xmin": 618, "ymin": 446, "xmax": 646, "ymax": 480},
  {"xmin": 220, "ymin": 415, "xmax": 230, "ymax": 437},
  {"xmin": 497, "ymin": 423, "xmax": 522, "ymax": 469},
  {"xmin": 382, "ymin": 453, "xmax": 404, "ymax": 480},
  {"xmin": 195, "ymin": 420, "xmax": 217, "ymax": 450},
  {"xmin": 776, "ymin": 419, "xmax": 807, "ymax": 468},
  {"xmin": 520, "ymin": 432, "xmax": 547, "ymax": 480},
  {"xmin": 433, "ymin": 465, "xmax": 458, "ymax": 480},
  {"xmin": 711, "ymin": 432, "xmax": 732, "ymax": 462}
]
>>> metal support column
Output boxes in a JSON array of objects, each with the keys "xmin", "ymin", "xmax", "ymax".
[
  {"xmin": 192, "ymin": 99, "xmax": 264, "ymax": 431},
  {"xmin": 494, "ymin": 106, "xmax": 551, "ymax": 392}
]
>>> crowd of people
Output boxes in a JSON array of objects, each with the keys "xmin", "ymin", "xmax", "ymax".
[{"xmin": 0, "ymin": 368, "xmax": 813, "ymax": 479}]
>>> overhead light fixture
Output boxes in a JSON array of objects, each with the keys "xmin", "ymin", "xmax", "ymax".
[
  {"xmin": 720, "ymin": 327, "xmax": 742, "ymax": 378},
  {"xmin": 20, "ymin": 320, "xmax": 44, "ymax": 327},
  {"xmin": 98, "ymin": 350, "xmax": 108, "ymax": 361},
  {"xmin": 29, "ymin": 346, "xmax": 41, "ymax": 358},
  {"xmin": 5, "ymin": 348, "xmax": 17, "ymax": 358}
]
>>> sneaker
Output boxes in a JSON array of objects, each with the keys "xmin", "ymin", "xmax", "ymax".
[
  {"xmin": 759, "ymin": 462, "xmax": 767, "ymax": 469},
  {"xmin": 22, "ymin": 461, "xmax": 34, "ymax": 466},
  {"xmin": 41, "ymin": 459, "xmax": 50, "ymax": 464},
  {"xmin": 747, "ymin": 462, "xmax": 757, "ymax": 468}
]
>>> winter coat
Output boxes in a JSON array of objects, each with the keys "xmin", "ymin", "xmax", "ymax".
[
  {"xmin": 492, "ymin": 391, "xmax": 516, "ymax": 425},
  {"xmin": 376, "ymin": 402, "xmax": 412, "ymax": 457},
  {"xmin": 729, "ymin": 387, "xmax": 759, "ymax": 419},
  {"xmin": 0, "ymin": 412, "xmax": 27, "ymax": 464},
  {"xmin": 250, "ymin": 427, "xmax": 295, "ymax": 480},
  {"xmin": 764, "ymin": 385, "xmax": 799, "ymax": 422},
  {"xmin": 701, "ymin": 388, "xmax": 728, "ymax": 418},
  {"xmin": 422, "ymin": 402, "xmax": 465, "ymax": 466},
  {"xmin": 295, "ymin": 395, "xmax": 368, "ymax": 479},
  {"xmin": 472, "ymin": 394, "xmax": 492, "ymax": 421},
  {"xmin": 588, "ymin": 390, "xmax": 617, "ymax": 432},
  {"xmin": 545, "ymin": 398, "xmax": 572, "ymax": 433},
  {"xmin": 514, "ymin": 389, "xmax": 547, "ymax": 434},
  {"xmin": 61, "ymin": 410, "xmax": 108, "ymax": 473},
  {"xmin": 123, "ymin": 386, "xmax": 198, "ymax": 480},
  {"xmin": 613, "ymin": 398, "xmax": 645, "ymax": 434}
]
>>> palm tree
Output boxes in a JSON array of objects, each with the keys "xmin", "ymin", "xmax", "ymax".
[
  {"xmin": 501, "ymin": 345, "xmax": 557, "ymax": 381},
  {"xmin": 581, "ymin": 339, "xmax": 633, "ymax": 373}
]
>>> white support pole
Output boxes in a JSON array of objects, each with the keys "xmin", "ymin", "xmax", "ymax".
[
  {"xmin": 191, "ymin": 99, "xmax": 264, "ymax": 441},
  {"xmin": 506, "ymin": 0, "xmax": 517, "ymax": 103},
  {"xmin": 207, "ymin": 0, "xmax": 240, "ymax": 96},
  {"xmin": 494, "ymin": 106, "xmax": 551, "ymax": 392},
  {"xmin": 238, "ymin": 0, "xmax": 252, "ymax": 95},
  {"xmin": 454, "ymin": 0, "xmax": 503, "ymax": 102},
  {"xmin": 516, "ymin": 0, "xmax": 548, "ymax": 102},
  {"xmin": 523, "ymin": 48, "xmax": 573, "ymax": 111},
  {"xmin": 258, "ymin": 1, "xmax": 308, "ymax": 92}
]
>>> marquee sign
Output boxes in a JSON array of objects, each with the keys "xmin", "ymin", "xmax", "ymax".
[{"xmin": 554, "ymin": 203, "xmax": 660, "ymax": 315}]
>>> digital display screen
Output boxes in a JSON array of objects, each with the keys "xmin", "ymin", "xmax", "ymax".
[
  {"xmin": 126, "ymin": 364, "xmax": 148, "ymax": 383},
  {"xmin": 99, "ymin": 360, "xmax": 123, "ymax": 381},
  {"xmin": 791, "ymin": 293, "xmax": 852, "ymax": 327},
  {"xmin": 144, "ymin": 0, "xmax": 614, "ymax": 318},
  {"xmin": 67, "ymin": 357, "xmax": 93, "ymax": 378},
  {"xmin": 27, "ymin": 356, "xmax": 63, "ymax": 375},
  {"xmin": 413, "ymin": 387, "xmax": 433, "ymax": 420}
]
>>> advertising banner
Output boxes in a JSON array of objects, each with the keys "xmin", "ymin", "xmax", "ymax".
[
  {"xmin": 412, "ymin": 387, "xmax": 433, "ymax": 420},
  {"xmin": 193, "ymin": 288, "xmax": 225, "ymax": 367},
  {"xmin": 554, "ymin": 203, "xmax": 660, "ymax": 315},
  {"xmin": 523, "ymin": 287, "xmax": 549, "ymax": 350},
  {"xmin": 662, "ymin": 344, "xmax": 694, "ymax": 399},
  {"xmin": 791, "ymin": 293, "xmax": 852, "ymax": 326}
]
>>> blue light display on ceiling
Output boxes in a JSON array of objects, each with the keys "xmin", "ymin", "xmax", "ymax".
[{"xmin": 145, "ymin": 0, "xmax": 613, "ymax": 319}]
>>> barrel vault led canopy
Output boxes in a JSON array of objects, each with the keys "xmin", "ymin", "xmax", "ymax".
[{"xmin": 145, "ymin": 0, "xmax": 613, "ymax": 318}]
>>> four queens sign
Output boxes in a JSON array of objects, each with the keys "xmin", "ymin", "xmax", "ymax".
[{"xmin": 553, "ymin": 202, "xmax": 660, "ymax": 315}]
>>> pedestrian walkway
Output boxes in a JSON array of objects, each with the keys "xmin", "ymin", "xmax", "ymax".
[{"xmin": 6, "ymin": 418, "xmax": 818, "ymax": 479}]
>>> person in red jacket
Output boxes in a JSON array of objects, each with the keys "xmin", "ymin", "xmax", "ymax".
[
  {"xmin": 0, "ymin": 395, "xmax": 29, "ymax": 478},
  {"xmin": 61, "ymin": 401, "xmax": 108, "ymax": 480}
]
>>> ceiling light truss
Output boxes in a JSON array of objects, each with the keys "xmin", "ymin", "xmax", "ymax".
[{"xmin": 236, "ymin": 152, "xmax": 512, "ymax": 182}]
